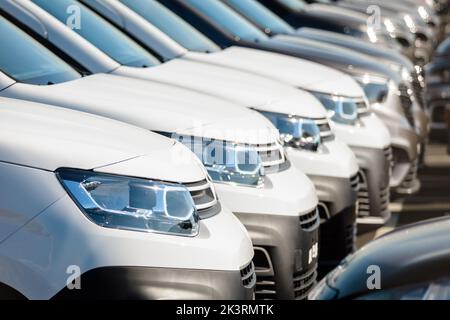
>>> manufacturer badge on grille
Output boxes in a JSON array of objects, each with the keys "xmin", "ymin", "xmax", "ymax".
[{"xmin": 308, "ymin": 243, "xmax": 319, "ymax": 265}]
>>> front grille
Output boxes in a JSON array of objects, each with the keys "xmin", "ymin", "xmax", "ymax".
[
  {"xmin": 240, "ymin": 262, "xmax": 256, "ymax": 289},
  {"xmin": 314, "ymin": 118, "xmax": 334, "ymax": 142},
  {"xmin": 253, "ymin": 247, "xmax": 276, "ymax": 300},
  {"xmin": 398, "ymin": 83, "xmax": 415, "ymax": 127},
  {"xmin": 357, "ymin": 170, "xmax": 371, "ymax": 218},
  {"xmin": 350, "ymin": 173, "xmax": 360, "ymax": 192},
  {"xmin": 379, "ymin": 186, "xmax": 390, "ymax": 216},
  {"xmin": 185, "ymin": 179, "xmax": 219, "ymax": 218},
  {"xmin": 255, "ymin": 275, "xmax": 276, "ymax": 300},
  {"xmin": 357, "ymin": 170, "xmax": 390, "ymax": 218},
  {"xmin": 318, "ymin": 206, "xmax": 356, "ymax": 278},
  {"xmin": 299, "ymin": 208, "xmax": 320, "ymax": 231},
  {"xmin": 294, "ymin": 265, "xmax": 318, "ymax": 300},
  {"xmin": 319, "ymin": 228, "xmax": 355, "ymax": 265},
  {"xmin": 400, "ymin": 158, "xmax": 419, "ymax": 189},
  {"xmin": 345, "ymin": 222, "xmax": 357, "ymax": 254},
  {"xmin": 254, "ymin": 248, "xmax": 318, "ymax": 300}
]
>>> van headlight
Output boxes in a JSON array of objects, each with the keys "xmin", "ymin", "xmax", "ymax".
[
  {"xmin": 171, "ymin": 135, "xmax": 265, "ymax": 187},
  {"xmin": 309, "ymin": 92, "xmax": 359, "ymax": 125},
  {"xmin": 260, "ymin": 111, "xmax": 321, "ymax": 151},
  {"xmin": 353, "ymin": 75, "xmax": 390, "ymax": 104},
  {"xmin": 57, "ymin": 169, "xmax": 199, "ymax": 237}
]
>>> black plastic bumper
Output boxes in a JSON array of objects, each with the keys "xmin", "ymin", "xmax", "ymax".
[
  {"xmin": 318, "ymin": 205, "xmax": 356, "ymax": 279},
  {"xmin": 52, "ymin": 266, "xmax": 254, "ymax": 300},
  {"xmin": 234, "ymin": 212, "xmax": 319, "ymax": 300},
  {"xmin": 308, "ymin": 175, "xmax": 357, "ymax": 219},
  {"xmin": 351, "ymin": 146, "xmax": 391, "ymax": 231}
]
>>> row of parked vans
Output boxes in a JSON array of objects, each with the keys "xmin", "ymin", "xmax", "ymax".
[{"xmin": 0, "ymin": 0, "xmax": 442, "ymax": 300}]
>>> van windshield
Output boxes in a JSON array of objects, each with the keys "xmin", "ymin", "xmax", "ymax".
[
  {"xmin": 0, "ymin": 16, "xmax": 81, "ymax": 85},
  {"xmin": 223, "ymin": 0, "xmax": 295, "ymax": 35},
  {"xmin": 184, "ymin": 0, "xmax": 269, "ymax": 42},
  {"xmin": 120, "ymin": 0, "xmax": 220, "ymax": 53},
  {"xmin": 32, "ymin": 0, "xmax": 160, "ymax": 67}
]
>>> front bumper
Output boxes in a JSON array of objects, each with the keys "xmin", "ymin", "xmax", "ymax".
[
  {"xmin": 372, "ymin": 97, "xmax": 421, "ymax": 194},
  {"xmin": 414, "ymin": 104, "xmax": 430, "ymax": 143},
  {"xmin": 308, "ymin": 175, "xmax": 358, "ymax": 220},
  {"xmin": 213, "ymin": 163, "xmax": 319, "ymax": 300},
  {"xmin": 308, "ymin": 175, "xmax": 357, "ymax": 278},
  {"xmin": 389, "ymin": 126, "xmax": 421, "ymax": 195},
  {"xmin": 52, "ymin": 266, "xmax": 255, "ymax": 300},
  {"xmin": 317, "ymin": 205, "xmax": 357, "ymax": 279},
  {"xmin": 234, "ymin": 212, "xmax": 320, "ymax": 300},
  {"xmin": 351, "ymin": 146, "xmax": 391, "ymax": 230},
  {"xmin": 287, "ymin": 146, "xmax": 358, "ymax": 284}
]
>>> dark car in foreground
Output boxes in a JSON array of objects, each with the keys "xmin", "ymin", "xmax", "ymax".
[{"xmin": 309, "ymin": 216, "xmax": 450, "ymax": 300}]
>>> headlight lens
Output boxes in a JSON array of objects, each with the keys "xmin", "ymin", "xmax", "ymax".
[
  {"xmin": 57, "ymin": 169, "xmax": 199, "ymax": 236},
  {"xmin": 309, "ymin": 92, "xmax": 359, "ymax": 125},
  {"xmin": 353, "ymin": 75, "xmax": 390, "ymax": 104},
  {"xmin": 172, "ymin": 135, "xmax": 264, "ymax": 187},
  {"xmin": 260, "ymin": 111, "xmax": 321, "ymax": 151}
]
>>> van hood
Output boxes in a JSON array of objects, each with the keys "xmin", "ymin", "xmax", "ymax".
[
  {"xmin": 263, "ymin": 35, "xmax": 402, "ymax": 84},
  {"xmin": 0, "ymin": 97, "xmax": 206, "ymax": 183},
  {"xmin": 184, "ymin": 47, "xmax": 365, "ymax": 98},
  {"xmin": 296, "ymin": 27, "xmax": 414, "ymax": 71},
  {"xmin": 306, "ymin": 3, "xmax": 369, "ymax": 27},
  {"xmin": 113, "ymin": 60, "xmax": 327, "ymax": 119},
  {"xmin": 1, "ymin": 74, "xmax": 279, "ymax": 145}
]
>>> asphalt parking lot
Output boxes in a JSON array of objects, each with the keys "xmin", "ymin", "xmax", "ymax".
[{"xmin": 358, "ymin": 142, "xmax": 450, "ymax": 247}]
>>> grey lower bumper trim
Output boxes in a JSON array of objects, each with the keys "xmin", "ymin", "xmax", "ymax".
[
  {"xmin": 234, "ymin": 212, "xmax": 319, "ymax": 300},
  {"xmin": 308, "ymin": 174, "xmax": 357, "ymax": 218},
  {"xmin": 52, "ymin": 266, "xmax": 254, "ymax": 300},
  {"xmin": 350, "ymin": 146, "xmax": 391, "ymax": 223}
]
